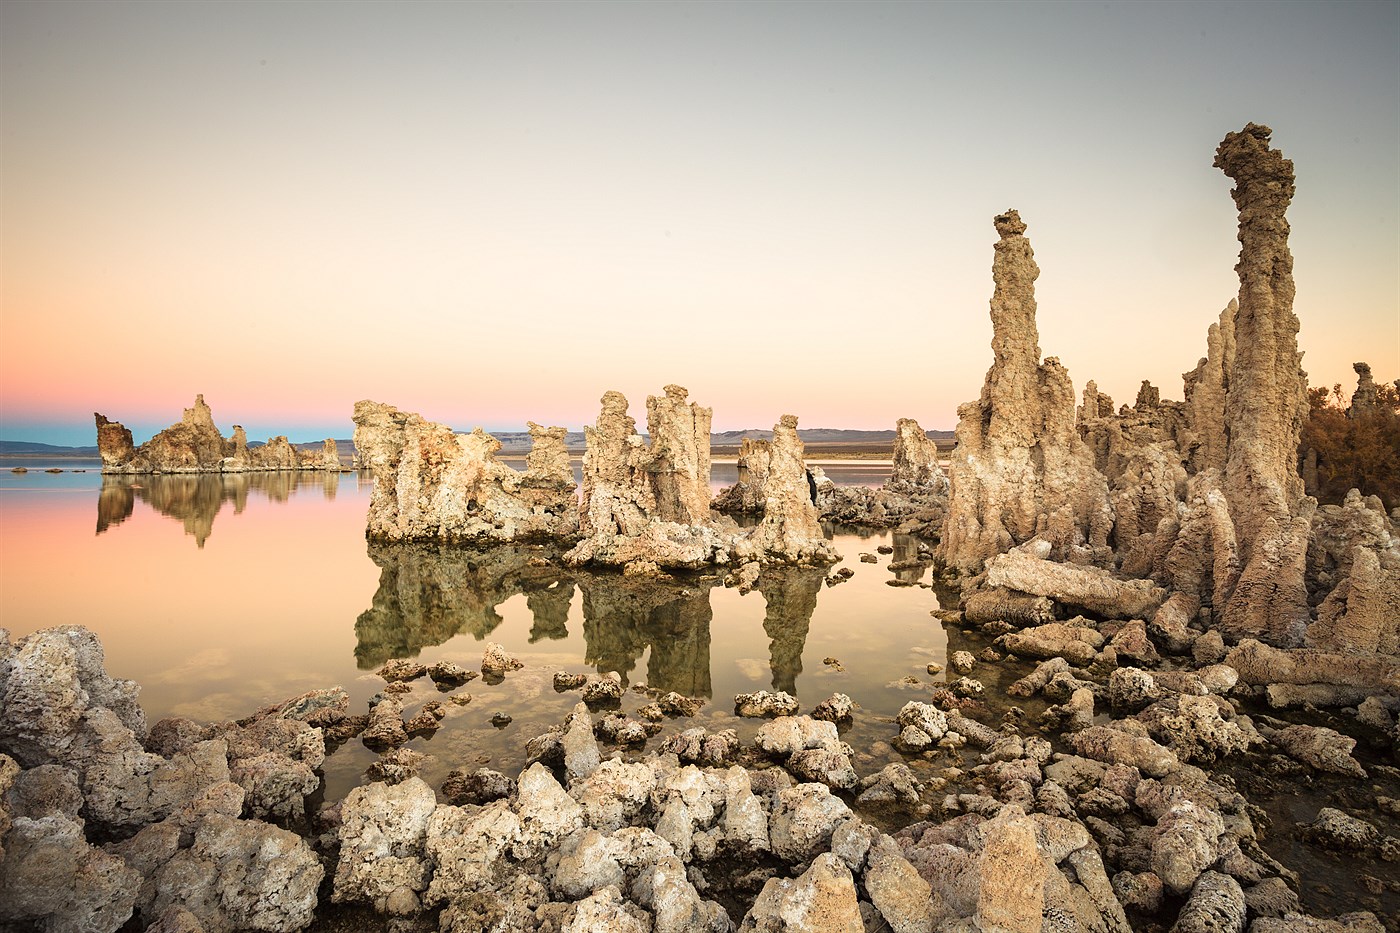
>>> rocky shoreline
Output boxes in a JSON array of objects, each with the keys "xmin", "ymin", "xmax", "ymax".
[{"xmin": 1, "ymin": 618, "xmax": 1395, "ymax": 933}]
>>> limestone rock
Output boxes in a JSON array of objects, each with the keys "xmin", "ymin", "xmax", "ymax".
[
  {"xmin": 937, "ymin": 210, "xmax": 1113, "ymax": 573},
  {"xmin": 740, "ymin": 852, "xmax": 863, "ymax": 933},
  {"xmin": 1170, "ymin": 870, "xmax": 1245, "ymax": 933},
  {"xmin": 985, "ymin": 549, "xmax": 1167, "ymax": 619},
  {"xmin": 731, "ymin": 415, "xmax": 837, "ymax": 565},
  {"xmin": 1068, "ymin": 725, "xmax": 1179, "ymax": 777},
  {"xmin": 1269, "ymin": 724, "xmax": 1367, "ymax": 777},
  {"xmin": 332, "ymin": 777, "xmax": 437, "ymax": 912},
  {"xmin": 735, "ymin": 690, "xmax": 799, "ymax": 718},
  {"xmin": 353, "ymin": 400, "xmax": 579, "ymax": 544},
  {"xmin": 0, "ymin": 813, "xmax": 141, "ymax": 933},
  {"xmin": 1213, "ymin": 124, "xmax": 1312, "ymax": 647}
]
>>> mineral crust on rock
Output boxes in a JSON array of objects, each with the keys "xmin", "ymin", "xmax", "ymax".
[
  {"xmin": 97, "ymin": 395, "xmax": 340, "ymax": 474},
  {"xmin": 353, "ymin": 400, "xmax": 579, "ymax": 544},
  {"xmin": 937, "ymin": 211, "xmax": 1113, "ymax": 573}
]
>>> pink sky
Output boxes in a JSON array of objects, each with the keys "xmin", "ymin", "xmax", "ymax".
[{"xmin": 2, "ymin": 2, "xmax": 1396, "ymax": 446}]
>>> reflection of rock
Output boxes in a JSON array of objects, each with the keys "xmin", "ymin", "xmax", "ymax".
[
  {"xmin": 579, "ymin": 576, "xmax": 715, "ymax": 698},
  {"xmin": 95, "ymin": 472, "xmax": 342, "ymax": 547},
  {"xmin": 353, "ymin": 401, "xmax": 579, "ymax": 545},
  {"xmin": 756, "ymin": 568, "xmax": 823, "ymax": 695},
  {"xmin": 354, "ymin": 543, "xmax": 574, "ymax": 669},
  {"xmin": 937, "ymin": 211, "xmax": 1113, "ymax": 573},
  {"xmin": 96, "ymin": 394, "xmax": 340, "ymax": 474}
]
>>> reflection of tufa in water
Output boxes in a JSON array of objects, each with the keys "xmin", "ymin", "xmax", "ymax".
[
  {"xmin": 354, "ymin": 542, "xmax": 575, "ymax": 669},
  {"xmin": 95, "ymin": 471, "xmax": 342, "ymax": 547},
  {"xmin": 353, "ymin": 540, "xmax": 832, "ymax": 700}
]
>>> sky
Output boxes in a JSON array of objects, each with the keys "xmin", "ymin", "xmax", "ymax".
[{"xmin": 2, "ymin": 1, "xmax": 1397, "ymax": 447}]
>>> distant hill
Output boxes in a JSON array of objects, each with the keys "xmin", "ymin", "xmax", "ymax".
[{"xmin": 0, "ymin": 440, "xmax": 100, "ymax": 456}]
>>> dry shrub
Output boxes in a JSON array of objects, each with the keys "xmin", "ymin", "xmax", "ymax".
[{"xmin": 1302, "ymin": 378, "xmax": 1400, "ymax": 510}]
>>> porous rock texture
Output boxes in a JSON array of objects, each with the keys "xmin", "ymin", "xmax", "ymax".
[
  {"xmin": 937, "ymin": 210, "xmax": 1113, "ymax": 573},
  {"xmin": 719, "ymin": 417, "xmax": 949, "ymax": 534},
  {"xmin": 0, "ymin": 626, "xmax": 324, "ymax": 933},
  {"xmin": 1210, "ymin": 123, "xmax": 1313, "ymax": 647},
  {"xmin": 97, "ymin": 394, "xmax": 340, "ymax": 474},
  {"xmin": 569, "ymin": 392, "xmax": 834, "ymax": 569},
  {"xmin": 354, "ymin": 400, "xmax": 579, "ymax": 544}
]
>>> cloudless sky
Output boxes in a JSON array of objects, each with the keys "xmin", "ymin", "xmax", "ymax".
[{"xmin": 2, "ymin": 0, "xmax": 1396, "ymax": 446}]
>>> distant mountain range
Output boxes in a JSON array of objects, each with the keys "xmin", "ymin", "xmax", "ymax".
[{"xmin": 2, "ymin": 428, "xmax": 954, "ymax": 458}]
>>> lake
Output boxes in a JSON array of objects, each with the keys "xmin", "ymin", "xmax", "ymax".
[{"xmin": 0, "ymin": 459, "xmax": 974, "ymax": 804}]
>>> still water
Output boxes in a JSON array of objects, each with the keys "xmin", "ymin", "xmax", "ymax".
[{"xmin": 0, "ymin": 461, "xmax": 962, "ymax": 802}]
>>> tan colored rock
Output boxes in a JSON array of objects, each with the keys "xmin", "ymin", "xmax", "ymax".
[
  {"xmin": 888, "ymin": 418, "xmax": 947, "ymax": 491},
  {"xmin": 1212, "ymin": 124, "xmax": 1312, "ymax": 646},
  {"xmin": 567, "ymin": 388, "xmax": 735, "ymax": 568},
  {"xmin": 247, "ymin": 435, "xmax": 300, "ymax": 471},
  {"xmin": 985, "ymin": 548, "xmax": 1166, "ymax": 619},
  {"xmin": 1225, "ymin": 638, "xmax": 1400, "ymax": 692},
  {"xmin": 353, "ymin": 400, "xmax": 578, "ymax": 544},
  {"xmin": 733, "ymin": 416, "xmax": 836, "ymax": 565},
  {"xmin": 938, "ymin": 210, "xmax": 1113, "ymax": 573},
  {"xmin": 1347, "ymin": 362, "xmax": 1379, "ymax": 418},
  {"xmin": 1180, "ymin": 301, "xmax": 1236, "ymax": 475},
  {"xmin": 974, "ymin": 807, "xmax": 1048, "ymax": 933},
  {"xmin": 1309, "ymin": 547, "xmax": 1400, "ymax": 655},
  {"xmin": 741, "ymin": 852, "xmax": 863, "ymax": 933},
  {"xmin": 95, "ymin": 413, "xmax": 136, "ymax": 467}
]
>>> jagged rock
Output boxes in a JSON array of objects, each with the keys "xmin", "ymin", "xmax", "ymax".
[
  {"xmin": 1138, "ymin": 695, "xmax": 1255, "ymax": 765},
  {"xmin": 1226, "ymin": 639, "xmax": 1400, "ymax": 696},
  {"xmin": 735, "ymin": 690, "xmax": 799, "ymax": 718},
  {"xmin": 1148, "ymin": 796, "xmax": 1227, "ymax": 895},
  {"xmin": 740, "ymin": 851, "xmax": 863, "ymax": 933},
  {"xmin": 353, "ymin": 400, "xmax": 578, "ymax": 543},
  {"xmin": 1213, "ymin": 124, "xmax": 1312, "ymax": 647},
  {"xmin": 0, "ymin": 813, "xmax": 142, "ymax": 932},
  {"xmin": 1000, "ymin": 621, "xmax": 1104, "ymax": 666},
  {"xmin": 937, "ymin": 210, "xmax": 1113, "ymax": 573},
  {"xmin": 365, "ymin": 747, "xmax": 427, "ymax": 785},
  {"xmin": 423, "ymin": 800, "xmax": 523, "ymax": 905},
  {"xmin": 1008, "ymin": 657, "xmax": 1073, "ymax": 698},
  {"xmin": 986, "ymin": 549, "xmax": 1167, "ymax": 619},
  {"xmin": 442, "ymin": 767, "xmax": 515, "ymax": 806},
  {"xmin": 481, "ymin": 642, "xmax": 524, "ymax": 676},
  {"xmin": 96, "ymin": 396, "xmax": 336, "ymax": 475},
  {"xmin": 582, "ymin": 673, "xmax": 625, "ymax": 706},
  {"xmin": 361, "ymin": 697, "xmax": 407, "ymax": 751},
  {"xmin": 863, "ymin": 833, "xmax": 937, "ymax": 933},
  {"xmin": 1181, "ymin": 301, "xmax": 1236, "ymax": 475},
  {"xmin": 514, "ymin": 762, "xmax": 585, "ymax": 857},
  {"xmin": 1268, "ymin": 725, "xmax": 1367, "ymax": 777},
  {"xmin": 657, "ymin": 691, "xmax": 702, "ymax": 717},
  {"xmin": 731, "ymin": 415, "xmax": 837, "ymax": 565},
  {"xmin": 332, "ymin": 777, "xmax": 437, "ymax": 912},
  {"xmin": 949, "ymin": 650, "xmax": 976, "ymax": 674},
  {"xmin": 1300, "ymin": 807, "xmax": 1385, "ymax": 853},
  {"xmin": 0, "ymin": 626, "xmax": 229, "ymax": 830},
  {"xmin": 427, "ymin": 661, "xmax": 477, "ymax": 687},
  {"xmin": 1309, "ymin": 546, "xmax": 1400, "ymax": 656},
  {"xmin": 1171, "ymin": 870, "xmax": 1245, "ymax": 933},
  {"xmin": 562, "ymin": 703, "xmax": 602, "ymax": 783},
  {"xmin": 1113, "ymin": 870, "xmax": 1164, "ymax": 914},
  {"xmin": 769, "ymin": 783, "xmax": 852, "ymax": 862},
  {"xmin": 961, "ymin": 586, "xmax": 1056, "ymax": 627},
  {"xmin": 1068, "ymin": 725, "xmax": 1179, "ymax": 777},
  {"xmin": 889, "ymin": 418, "xmax": 948, "ymax": 491},
  {"xmin": 810, "ymin": 692, "xmax": 853, "ymax": 724},
  {"xmin": 857, "ymin": 763, "xmax": 924, "ymax": 809},
  {"xmin": 377, "ymin": 659, "xmax": 426, "ymax": 682},
  {"xmin": 566, "ymin": 387, "xmax": 733, "ymax": 569},
  {"xmin": 570, "ymin": 758, "xmax": 656, "ymax": 832}
]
